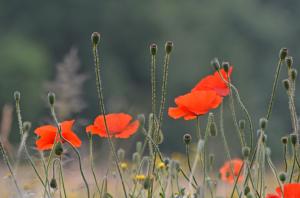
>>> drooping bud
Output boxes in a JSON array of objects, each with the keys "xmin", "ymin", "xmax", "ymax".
[
  {"xmin": 143, "ymin": 176, "xmax": 153, "ymax": 190},
  {"xmin": 48, "ymin": 92, "xmax": 56, "ymax": 106},
  {"xmin": 50, "ymin": 178, "xmax": 57, "ymax": 189},
  {"xmin": 23, "ymin": 121, "xmax": 32, "ymax": 132},
  {"xmin": 291, "ymin": 69, "xmax": 297, "ymax": 81},
  {"xmin": 244, "ymin": 186, "xmax": 250, "ymax": 195},
  {"xmin": 286, "ymin": 56, "xmax": 293, "ymax": 68},
  {"xmin": 279, "ymin": 48, "xmax": 288, "ymax": 60},
  {"xmin": 279, "ymin": 172, "xmax": 287, "ymax": 183},
  {"xmin": 137, "ymin": 114, "xmax": 145, "ymax": 127},
  {"xmin": 91, "ymin": 32, "xmax": 100, "ymax": 46},
  {"xmin": 54, "ymin": 142, "xmax": 63, "ymax": 156},
  {"xmin": 281, "ymin": 136, "xmax": 288, "ymax": 144},
  {"xmin": 117, "ymin": 148, "xmax": 125, "ymax": 161},
  {"xmin": 239, "ymin": 120, "xmax": 246, "ymax": 130},
  {"xmin": 165, "ymin": 41, "xmax": 173, "ymax": 54},
  {"xmin": 259, "ymin": 117, "xmax": 268, "ymax": 130},
  {"xmin": 14, "ymin": 91, "xmax": 21, "ymax": 102},
  {"xmin": 222, "ymin": 62, "xmax": 230, "ymax": 73},
  {"xmin": 211, "ymin": 57, "xmax": 220, "ymax": 71},
  {"xmin": 290, "ymin": 133, "xmax": 298, "ymax": 145},
  {"xmin": 282, "ymin": 79, "xmax": 290, "ymax": 91},
  {"xmin": 183, "ymin": 133, "xmax": 192, "ymax": 145},
  {"xmin": 242, "ymin": 146, "xmax": 250, "ymax": 158},
  {"xmin": 150, "ymin": 43, "xmax": 157, "ymax": 55}
]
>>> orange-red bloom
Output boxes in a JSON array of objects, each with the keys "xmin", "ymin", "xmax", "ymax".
[
  {"xmin": 266, "ymin": 183, "xmax": 300, "ymax": 198},
  {"xmin": 219, "ymin": 158, "xmax": 243, "ymax": 184},
  {"xmin": 192, "ymin": 67, "xmax": 233, "ymax": 97},
  {"xmin": 86, "ymin": 113, "xmax": 140, "ymax": 138},
  {"xmin": 168, "ymin": 90, "xmax": 223, "ymax": 120},
  {"xmin": 34, "ymin": 120, "xmax": 81, "ymax": 151}
]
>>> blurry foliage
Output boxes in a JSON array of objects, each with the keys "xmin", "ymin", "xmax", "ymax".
[{"xmin": 0, "ymin": 0, "xmax": 299, "ymax": 160}]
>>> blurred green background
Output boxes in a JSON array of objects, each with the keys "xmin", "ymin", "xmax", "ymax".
[{"xmin": 1, "ymin": 0, "xmax": 299, "ymax": 162}]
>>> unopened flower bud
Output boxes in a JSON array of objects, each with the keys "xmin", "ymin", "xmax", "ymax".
[
  {"xmin": 48, "ymin": 92, "xmax": 56, "ymax": 106},
  {"xmin": 239, "ymin": 120, "xmax": 246, "ymax": 130},
  {"xmin": 54, "ymin": 142, "xmax": 63, "ymax": 156},
  {"xmin": 211, "ymin": 58, "xmax": 220, "ymax": 71},
  {"xmin": 50, "ymin": 178, "xmax": 57, "ymax": 189},
  {"xmin": 183, "ymin": 133, "xmax": 192, "ymax": 144},
  {"xmin": 242, "ymin": 146, "xmax": 250, "ymax": 158},
  {"xmin": 165, "ymin": 41, "xmax": 173, "ymax": 54},
  {"xmin": 286, "ymin": 56, "xmax": 293, "ymax": 68},
  {"xmin": 291, "ymin": 69, "xmax": 297, "ymax": 81},
  {"xmin": 283, "ymin": 79, "xmax": 290, "ymax": 91},
  {"xmin": 150, "ymin": 43, "xmax": 157, "ymax": 55},
  {"xmin": 117, "ymin": 148, "xmax": 125, "ymax": 161},
  {"xmin": 222, "ymin": 62, "xmax": 230, "ymax": 73},
  {"xmin": 91, "ymin": 32, "xmax": 100, "ymax": 46},
  {"xmin": 281, "ymin": 136, "xmax": 288, "ymax": 144},
  {"xmin": 23, "ymin": 121, "xmax": 32, "ymax": 132},
  {"xmin": 143, "ymin": 176, "xmax": 152, "ymax": 190},
  {"xmin": 279, "ymin": 48, "xmax": 288, "ymax": 60},
  {"xmin": 259, "ymin": 117, "xmax": 268, "ymax": 130},
  {"xmin": 14, "ymin": 91, "xmax": 21, "ymax": 102},
  {"xmin": 137, "ymin": 114, "xmax": 145, "ymax": 127},
  {"xmin": 290, "ymin": 133, "xmax": 298, "ymax": 145},
  {"xmin": 244, "ymin": 186, "xmax": 250, "ymax": 195},
  {"xmin": 279, "ymin": 172, "xmax": 287, "ymax": 183}
]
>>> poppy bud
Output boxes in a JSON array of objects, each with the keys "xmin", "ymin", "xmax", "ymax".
[
  {"xmin": 117, "ymin": 148, "xmax": 125, "ymax": 161},
  {"xmin": 282, "ymin": 79, "xmax": 290, "ymax": 91},
  {"xmin": 150, "ymin": 43, "xmax": 157, "ymax": 55},
  {"xmin": 246, "ymin": 192, "xmax": 254, "ymax": 198},
  {"xmin": 244, "ymin": 186, "xmax": 250, "ymax": 195},
  {"xmin": 143, "ymin": 176, "xmax": 153, "ymax": 190},
  {"xmin": 281, "ymin": 136, "xmax": 288, "ymax": 144},
  {"xmin": 286, "ymin": 56, "xmax": 293, "ymax": 68},
  {"xmin": 132, "ymin": 152, "xmax": 141, "ymax": 164},
  {"xmin": 48, "ymin": 92, "xmax": 56, "ymax": 106},
  {"xmin": 54, "ymin": 142, "xmax": 63, "ymax": 156},
  {"xmin": 279, "ymin": 172, "xmax": 287, "ymax": 183},
  {"xmin": 91, "ymin": 32, "xmax": 100, "ymax": 46},
  {"xmin": 165, "ymin": 41, "xmax": 173, "ymax": 54},
  {"xmin": 242, "ymin": 146, "xmax": 250, "ymax": 158},
  {"xmin": 136, "ymin": 141, "xmax": 142, "ymax": 153},
  {"xmin": 290, "ymin": 133, "xmax": 298, "ymax": 145},
  {"xmin": 222, "ymin": 62, "xmax": 230, "ymax": 73},
  {"xmin": 259, "ymin": 117, "xmax": 268, "ymax": 130},
  {"xmin": 239, "ymin": 120, "xmax": 246, "ymax": 130},
  {"xmin": 279, "ymin": 48, "xmax": 288, "ymax": 60},
  {"xmin": 183, "ymin": 133, "xmax": 192, "ymax": 144},
  {"xmin": 23, "ymin": 121, "xmax": 32, "ymax": 132},
  {"xmin": 137, "ymin": 114, "xmax": 145, "ymax": 127},
  {"xmin": 14, "ymin": 91, "xmax": 21, "ymax": 102},
  {"xmin": 164, "ymin": 158, "xmax": 170, "ymax": 166},
  {"xmin": 50, "ymin": 178, "xmax": 57, "ymax": 189},
  {"xmin": 291, "ymin": 69, "xmax": 297, "ymax": 81},
  {"xmin": 211, "ymin": 58, "xmax": 220, "ymax": 71}
]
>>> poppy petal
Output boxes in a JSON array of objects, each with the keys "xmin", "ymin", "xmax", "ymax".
[
  {"xmin": 62, "ymin": 131, "xmax": 82, "ymax": 147},
  {"xmin": 115, "ymin": 120, "xmax": 140, "ymax": 138}
]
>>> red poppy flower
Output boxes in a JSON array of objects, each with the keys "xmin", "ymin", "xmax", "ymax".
[
  {"xmin": 266, "ymin": 183, "xmax": 300, "ymax": 198},
  {"xmin": 168, "ymin": 90, "xmax": 223, "ymax": 120},
  {"xmin": 192, "ymin": 67, "xmax": 233, "ymax": 96},
  {"xmin": 34, "ymin": 120, "xmax": 81, "ymax": 151},
  {"xmin": 86, "ymin": 113, "xmax": 140, "ymax": 138},
  {"xmin": 219, "ymin": 158, "xmax": 243, "ymax": 184}
]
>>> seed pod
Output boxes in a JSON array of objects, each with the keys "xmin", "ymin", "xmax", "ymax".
[
  {"xmin": 242, "ymin": 146, "xmax": 250, "ymax": 158},
  {"xmin": 50, "ymin": 178, "xmax": 57, "ymax": 189},
  {"xmin": 150, "ymin": 43, "xmax": 157, "ymax": 55},
  {"xmin": 183, "ymin": 133, "xmax": 192, "ymax": 145},
  {"xmin": 291, "ymin": 69, "xmax": 297, "ymax": 81},
  {"xmin": 165, "ymin": 41, "xmax": 173, "ymax": 54},
  {"xmin": 259, "ymin": 117, "xmax": 268, "ymax": 130},
  {"xmin": 279, "ymin": 172, "xmax": 287, "ymax": 183},
  {"xmin": 290, "ymin": 134, "xmax": 298, "ymax": 145},
  {"xmin": 286, "ymin": 56, "xmax": 293, "ymax": 68},
  {"xmin": 91, "ymin": 32, "xmax": 100, "ymax": 46},
  {"xmin": 143, "ymin": 176, "xmax": 152, "ymax": 190},
  {"xmin": 279, "ymin": 48, "xmax": 288, "ymax": 60},
  {"xmin": 281, "ymin": 136, "xmax": 288, "ymax": 144},
  {"xmin": 283, "ymin": 79, "xmax": 290, "ymax": 91}
]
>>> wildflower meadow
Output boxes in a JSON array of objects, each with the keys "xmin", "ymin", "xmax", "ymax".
[{"xmin": 0, "ymin": 30, "xmax": 300, "ymax": 198}]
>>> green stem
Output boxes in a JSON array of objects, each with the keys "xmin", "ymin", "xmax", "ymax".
[
  {"xmin": 92, "ymin": 43, "xmax": 127, "ymax": 198},
  {"xmin": 151, "ymin": 51, "xmax": 157, "ymax": 116},
  {"xmin": 58, "ymin": 158, "xmax": 67, "ymax": 198},
  {"xmin": 185, "ymin": 144, "xmax": 198, "ymax": 186},
  {"xmin": 88, "ymin": 135, "xmax": 101, "ymax": 196}
]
